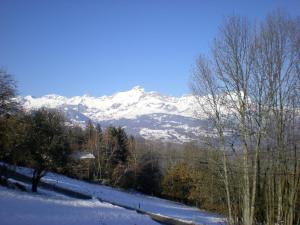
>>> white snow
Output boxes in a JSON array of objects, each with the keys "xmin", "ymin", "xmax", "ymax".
[
  {"xmin": 14, "ymin": 166, "xmax": 226, "ymax": 225},
  {"xmin": 16, "ymin": 86, "xmax": 204, "ymax": 121},
  {"xmin": 15, "ymin": 86, "xmax": 212, "ymax": 143},
  {"xmin": 0, "ymin": 185, "xmax": 160, "ymax": 225},
  {"xmin": 139, "ymin": 128, "xmax": 173, "ymax": 141}
]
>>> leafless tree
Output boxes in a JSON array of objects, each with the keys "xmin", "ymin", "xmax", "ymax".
[
  {"xmin": 0, "ymin": 69, "xmax": 17, "ymax": 116},
  {"xmin": 191, "ymin": 11, "xmax": 300, "ymax": 225}
]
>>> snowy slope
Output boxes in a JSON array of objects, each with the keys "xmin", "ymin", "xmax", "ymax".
[
  {"xmin": 16, "ymin": 86, "xmax": 209, "ymax": 143},
  {"xmin": 0, "ymin": 186, "xmax": 160, "ymax": 225},
  {"xmin": 15, "ymin": 166, "xmax": 226, "ymax": 225}
]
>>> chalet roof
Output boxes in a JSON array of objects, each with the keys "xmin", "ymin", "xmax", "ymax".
[{"xmin": 70, "ymin": 151, "xmax": 95, "ymax": 160}]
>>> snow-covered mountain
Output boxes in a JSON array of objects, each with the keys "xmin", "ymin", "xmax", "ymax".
[{"xmin": 16, "ymin": 86, "xmax": 209, "ymax": 143}]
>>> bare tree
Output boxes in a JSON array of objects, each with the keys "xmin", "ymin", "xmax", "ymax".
[
  {"xmin": 0, "ymin": 69, "xmax": 17, "ymax": 116},
  {"xmin": 191, "ymin": 56, "xmax": 234, "ymax": 224},
  {"xmin": 254, "ymin": 11, "xmax": 300, "ymax": 225},
  {"xmin": 191, "ymin": 11, "xmax": 300, "ymax": 225}
]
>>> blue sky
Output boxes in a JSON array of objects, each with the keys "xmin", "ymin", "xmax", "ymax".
[{"xmin": 0, "ymin": 0, "xmax": 299, "ymax": 97}]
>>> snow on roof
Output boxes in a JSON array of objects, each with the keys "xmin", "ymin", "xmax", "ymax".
[{"xmin": 71, "ymin": 151, "xmax": 95, "ymax": 160}]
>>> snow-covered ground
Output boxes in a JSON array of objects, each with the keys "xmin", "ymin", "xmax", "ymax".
[
  {"xmin": 0, "ymin": 185, "xmax": 160, "ymax": 225},
  {"xmin": 13, "ymin": 166, "xmax": 226, "ymax": 225}
]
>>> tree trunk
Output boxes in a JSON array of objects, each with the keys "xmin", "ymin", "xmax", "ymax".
[
  {"xmin": 221, "ymin": 136, "xmax": 233, "ymax": 225},
  {"xmin": 32, "ymin": 178, "xmax": 39, "ymax": 192},
  {"xmin": 32, "ymin": 169, "xmax": 43, "ymax": 192}
]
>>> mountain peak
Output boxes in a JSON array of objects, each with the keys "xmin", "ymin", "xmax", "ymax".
[
  {"xmin": 43, "ymin": 94, "xmax": 64, "ymax": 99},
  {"xmin": 17, "ymin": 88, "xmax": 203, "ymax": 143},
  {"xmin": 131, "ymin": 86, "xmax": 145, "ymax": 92}
]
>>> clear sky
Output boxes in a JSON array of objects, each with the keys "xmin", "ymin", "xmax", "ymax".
[{"xmin": 0, "ymin": 0, "xmax": 299, "ymax": 97}]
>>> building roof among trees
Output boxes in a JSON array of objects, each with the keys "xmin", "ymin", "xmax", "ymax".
[{"xmin": 70, "ymin": 151, "xmax": 95, "ymax": 160}]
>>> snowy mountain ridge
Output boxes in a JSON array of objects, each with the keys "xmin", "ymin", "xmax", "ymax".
[{"xmin": 16, "ymin": 86, "xmax": 208, "ymax": 143}]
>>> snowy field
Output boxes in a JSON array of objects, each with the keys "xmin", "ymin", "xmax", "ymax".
[
  {"xmin": 10, "ymin": 166, "xmax": 226, "ymax": 225},
  {"xmin": 0, "ymin": 185, "xmax": 160, "ymax": 225}
]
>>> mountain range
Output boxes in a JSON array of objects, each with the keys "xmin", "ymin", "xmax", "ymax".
[{"xmin": 16, "ymin": 86, "xmax": 209, "ymax": 143}]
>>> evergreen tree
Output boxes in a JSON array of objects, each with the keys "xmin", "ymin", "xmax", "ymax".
[
  {"xmin": 137, "ymin": 151, "xmax": 162, "ymax": 195},
  {"xmin": 112, "ymin": 127, "xmax": 129, "ymax": 165}
]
